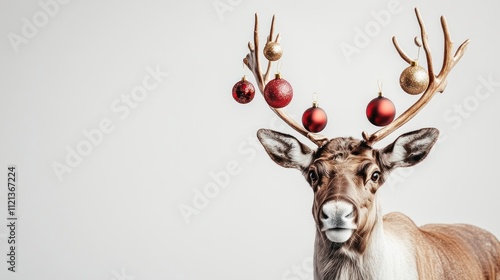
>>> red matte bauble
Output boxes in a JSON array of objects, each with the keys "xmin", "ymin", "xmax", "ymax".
[
  {"xmin": 366, "ymin": 96, "xmax": 396, "ymax": 126},
  {"xmin": 302, "ymin": 105, "xmax": 328, "ymax": 133},
  {"xmin": 264, "ymin": 73, "xmax": 293, "ymax": 108},
  {"xmin": 232, "ymin": 76, "xmax": 255, "ymax": 104}
]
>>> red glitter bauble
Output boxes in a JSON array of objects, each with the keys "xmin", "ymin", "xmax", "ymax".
[
  {"xmin": 232, "ymin": 76, "xmax": 255, "ymax": 104},
  {"xmin": 366, "ymin": 96, "xmax": 396, "ymax": 126},
  {"xmin": 263, "ymin": 73, "xmax": 293, "ymax": 108},
  {"xmin": 302, "ymin": 105, "xmax": 328, "ymax": 133}
]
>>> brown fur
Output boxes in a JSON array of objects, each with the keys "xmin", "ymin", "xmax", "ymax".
[{"xmin": 384, "ymin": 213, "xmax": 500, "ymax": 279}]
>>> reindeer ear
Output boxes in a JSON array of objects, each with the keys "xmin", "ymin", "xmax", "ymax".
[
  {"xmin": 257, "ymin": 129, "xmax": 314, "ymax": 171},
  {"xmin": 380, "ymin": 128, "xmax": 439, "ymax": 169}
]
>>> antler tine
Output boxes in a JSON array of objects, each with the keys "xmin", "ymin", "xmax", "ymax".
[
  {"xmin": 243, "ymin": 14, "xmax": 329, "ymax": 147},
  {"xmin": 362, "ymin": 7, "xmax": 469, "ymax": 146}
]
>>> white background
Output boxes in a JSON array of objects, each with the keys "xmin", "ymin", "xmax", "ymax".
[{"xmin": 1, "ymin": 0, "xmax": 499, "ymax": 279}]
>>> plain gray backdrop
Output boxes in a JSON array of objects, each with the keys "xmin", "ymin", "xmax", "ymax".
[{"xmin": 1, "ymin": 0, "xmax": 499, "ymax": 279}]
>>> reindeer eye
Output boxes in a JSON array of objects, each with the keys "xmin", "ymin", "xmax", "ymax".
[
  {"xmin": 371, "ymin": 171, "xmax": 380, "ymax": 182},
  {"xmin": 308, "ymin": 169, "xmax": 319, "ymax": 184}
]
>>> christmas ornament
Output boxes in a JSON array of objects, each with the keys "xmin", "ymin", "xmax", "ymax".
[
  {"xmin": 399, "ymin": 61, "xmax": 429, "ymax": 95},
  {"xmin": 366, "ymin": 84, "xmax": 396, "ymax": 126},
  {"xmin": 263, "ymin": 41, "xmax": 283, "ymax": 61},
  {"xmin": 232, "ymin": 76, "xmax": 255, "ymax": 104},
  {"xmin": 302, "ymin": 93, "xmax": 328, "ymax": 133},
  {"xmin": 264, "ymin": 73, "xmax": 293, "ymax": 108}
]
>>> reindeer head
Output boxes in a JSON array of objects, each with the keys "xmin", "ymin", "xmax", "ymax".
[
  {"xmin": 241, "ymin": 9, "xmax": 468, "ymax": 253},
  {"xmin": 257, "ymin": 128, "xmax": 438, "ymax": 250}
]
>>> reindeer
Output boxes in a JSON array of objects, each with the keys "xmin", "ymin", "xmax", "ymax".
[{"xmin": 241, "ymin": 9, "xmax": 500, "ymax": 280}]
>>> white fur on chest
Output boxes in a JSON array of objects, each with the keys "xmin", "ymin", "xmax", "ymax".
[{"xmin": 362, "ymin": 223, "xmax": 418, "ymax": 280}]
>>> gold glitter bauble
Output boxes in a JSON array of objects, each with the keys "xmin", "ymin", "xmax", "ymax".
[
  {"xmin": 399, "ymin": 61, "xmax": 429, "ymax": 95},
  {"xmin": 263, "ymin": 42, "xmax": 283, "ymax": 61}
]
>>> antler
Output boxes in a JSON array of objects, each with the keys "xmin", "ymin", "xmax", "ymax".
[
  {"xmin": 362, "ymin": 8, "xmax": 470, "ymax": 146},
  {"xmin": 243, "ymin": 14, "xmax": 329, "ymax": 147}
]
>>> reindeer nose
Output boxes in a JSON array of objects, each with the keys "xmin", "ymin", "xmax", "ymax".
[{"xmin": 321, "ymin": 200, "xmax": 356, "ymax": 229}]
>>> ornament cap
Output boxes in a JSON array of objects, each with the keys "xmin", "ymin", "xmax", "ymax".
[
  {"xmin": 274, "ymin": 72, "xmax": 282, "ymax": 79},
  {"xmin": 411, "ymin": 60, "xmax": 419, "ymax": 67}
]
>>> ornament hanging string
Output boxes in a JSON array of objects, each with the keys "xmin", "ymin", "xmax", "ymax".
[
  {"xmin": 377, "ymin": 80, "xmax": 383, "ymax": 97},
  {"xmin": 276, "ymin": 60, "xmax": 283, "ymax": 74},
  {"xmin": 414, "ymin": 36, "xmax": 423, "ymax": 60},
  {"xmin": 312, "ymin": 92, "xmax": 319, "ymax": 106}
]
